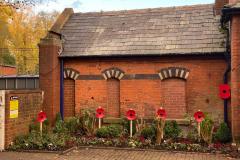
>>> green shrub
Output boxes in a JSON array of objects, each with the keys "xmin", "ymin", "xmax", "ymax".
[
  {"xmin": 96, "ymin": 125, "xmax": 122, "ymax": 138},
  {"xmin": 79, "ymin": 109, "xmax": 96, "ymax": 136},
  {"xmin": 164, "ymin": 120, "xmax": 181, "ymax": 139},
  {"xmin": 29, "ymin": 118, "xmax": 50, "ymax": 133},
  {"xmin": 141, "ymin": 126, "xmax": 156, "ymax": 140},
  {"xmin": 214, "ymin": 122, "xmax": 231, "ymax": 143},
  {"xmin": 8, "ymin": 131, "xmax": 69, "ymax": 151},
  {"xmin": 53, "ymin": 113, "xmax": 68, "ymax": 134},
  {"xmin": 65, "ymin": 117, "xmax": 81, "ymax": 134},
  {"xmin": 200, "ymin": 115, "xmax": 214, "ymax": 144},
  {"xmin": 122, "ymin": 118, "xmax": 137, "ymax": 135}
]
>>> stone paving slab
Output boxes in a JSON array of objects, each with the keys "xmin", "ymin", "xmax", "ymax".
[{"xmin": 0, "ymin": 148, "xmax": 239, "ymax": 160}]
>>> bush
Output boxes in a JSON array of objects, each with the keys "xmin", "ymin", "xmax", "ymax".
[
  {"xmin": 29, "ymin": 118, "xmax": 50, "ymax": 133},
  {"xmin": 79, "ymin": 109, "xmax": 96, "ymax": 136},
  {"xmin": 53, "ymin": 113, "xmax": 68, "ymax": 134},
  {"xmin": 214, "ymin": 122, "xmax": 231, "ymax": 143},
  {"xmin": 96, "ymin": 125, "xmax": 122, "ymax": 138},
  {"xmin": 8, "ymin": 131, "xmax": 70, "ymax": 151},
  {"xmin": 122, "ymin": 118, "xmax": 137, "ymax": 135},
  {"xmin": 200, "ymin": 115, "xmax": 214, "ymax": 144},
  {"xmin": 141, "ymin": 126, "xmax": 156, "ymax": 140},
  {"xmin": 65, "ymin": 117, "xmax": 81, "ymax": 134},
  {"xmin": 164, "ymin": 120, "xmax": 181, "ymax": 139}
]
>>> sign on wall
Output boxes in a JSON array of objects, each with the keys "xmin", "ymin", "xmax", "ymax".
[
  {"xmin": 0, "ymin": 90, "xmax": 5, "ymax": 151},
  {"xmin": 10, "ymin": 96, "xmax": 19, "ymax": 119}
]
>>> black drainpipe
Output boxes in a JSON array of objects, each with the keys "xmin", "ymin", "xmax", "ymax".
[{"xmin": 221, "ymin": 19, "xmax": 231, "ymax": 125}]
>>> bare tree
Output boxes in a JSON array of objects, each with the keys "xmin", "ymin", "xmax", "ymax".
[{"xmin": 0, "ymin": 0, "xmax": 55, "ymax": 9}]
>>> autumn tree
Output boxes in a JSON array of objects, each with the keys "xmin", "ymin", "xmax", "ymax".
[{"xmin": 0, "ymin": 3, "xmax": 59, "ymax": 74}]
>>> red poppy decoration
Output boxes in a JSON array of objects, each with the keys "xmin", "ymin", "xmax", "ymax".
[
  {"xmin": 96, "ymin": 106, "xmax": 105, "ymax": 119},
  {"xmin": 37, "ymin": 111, "xmax": 47, "ymax": 123},
  {"xmin": 126, "ymin": 109, "xmax": 136, "ymax": 120},
  {"xmin": 194, "ymin": 111, "xmax": 205, "ymax": 123},
  {"xmin": 219, "ymin": 84, "xmax": 230, "ymax": 100},
  {"xmin": 157, "ymin": 108, "xmax": 167, "ymax": 119}
]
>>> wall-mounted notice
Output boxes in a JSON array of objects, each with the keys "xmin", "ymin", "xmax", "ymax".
[{"xmin": 10, "ymin": 96, "xmax": 19, "ymax": 118}]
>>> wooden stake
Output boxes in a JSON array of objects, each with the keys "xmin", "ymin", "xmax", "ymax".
[
  {"xmin": 98, "ymin": 118, "xmax": 101, "ymax": 128},
  {"xmin": 130, "ymin": 120, "xmax": 133, "ymax": 138},
  {"xmin": 40, "ymin": 122, "xmax": 43, "ymax": 136},
  {"xmin": 198, "ymin": 122, "xmax": 201, "ymax": 141}
]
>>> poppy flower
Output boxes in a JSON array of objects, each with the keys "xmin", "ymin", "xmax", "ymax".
[
  {"xmin": 126, "ymin": 109, "xmax": 136, "ymax": 120},
  {"xmin": 219, "ymin": 84, "xmax": 230, "ymax": 99},
  {"xmin": 37, "ymin": 111, "xmax": 47, "ymax": 122},
  {"xmin": 157, "ymin": 108, "xmax": 166, "ymax": 119},
  {"xmin": 194, "ymin": 111, "xmax": 205, "ymax": 123},
  {"xmin": 96, "ymin": 106, "xmax": 105, "ymax": 118}
]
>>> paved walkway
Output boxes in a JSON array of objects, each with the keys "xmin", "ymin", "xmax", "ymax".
[{"xmin": 0, "ymin": 148, "xmax": 238, "ymax": 160}]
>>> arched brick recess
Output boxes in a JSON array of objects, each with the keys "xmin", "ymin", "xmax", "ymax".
[
  {"xmin": 64, "ymin": 68, "xmax": 80, "ymax": 80},
  {"xmin": 63, "ymin": 68, "xmax": 79, "ymax": 118},
  {"xmin": 161, "ymin": 79, "xmax": 187, "ymax": 119},
  {"xmin": 107, "ymin": 78, "xmax": 120, "ymax": 117},
  {"xmin": 158, "ymin": 67, "xmax": 190, "ymax": 80},
  {"xmin": 102, "ymin": 67, "xmax": 125, "ymax": 80}
]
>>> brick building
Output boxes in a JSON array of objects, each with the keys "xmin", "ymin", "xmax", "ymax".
[
  {"xmin": 39, "ymin": 0, "xmax": 240, "ymax": 141},
  {"xmin": 0, "ymin": 65, "xmax": 17, "ymax": 76}
]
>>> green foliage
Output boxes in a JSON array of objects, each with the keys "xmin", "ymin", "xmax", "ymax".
[
  {"xmin": 122, "ymin": 118, "xmax": 136, "ymax": 135},
  {"xmin": 65, "ymin": 117, "xmax": 81, "ymax": 134},
  {"xmin": 53, "ymin": 113, "xmax": 68, "ymax": 134},
  {"xmin": 79, "ymin": 109, "xmax": 96, "ymax": 136},
  {"xmin": 164, "ymin": 121, "xmax": 181, "ymax": 139},
  {"xmin": 8, "ymin": 131, "xmax": 71, "ymax": 151},
  {"xmin": 141, "ymin": 126, "xmax": 156, "ymax": 140},
  {"xmin": 214, "ymin": 122, "xmax": 231, "ymax": 143},
  {"xmin": 96, "ymin": 125, "xmax": 122, "ymax": 138},
  {"xmin": 29, "ymin": 118, "xmax": 49, "ymax": 133},
  {"xmin": 200, "ymin": 115, "xmax": 214, "ymax": 144},
  {"xmin": 0, "ymin": 52, "xmax": 16, "ymax": 66}
]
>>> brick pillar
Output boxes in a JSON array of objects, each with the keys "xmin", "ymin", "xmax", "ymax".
[
  {"xmin": 39, "ymin": 38, "xmax": 61, "ymax": 124},
  {"xmin": 214, "ymin": 0, "xmax": 229, "ymax": 15},
  {"xmin": 231, "ymin": 15, "xmax": 240, "ymax": 141}
]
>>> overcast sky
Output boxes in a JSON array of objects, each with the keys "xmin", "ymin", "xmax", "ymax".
[{"xmin": 34, "ymin": 0, "xmax": 215, "ymax": 13}]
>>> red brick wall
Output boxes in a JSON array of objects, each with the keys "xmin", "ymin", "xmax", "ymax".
[
  {"xmin": 39, "ymin": 39, "xmax": 60, "ymax": 124},
  {"xmin": 64, "ymin": 56, "xmax": 226, "ymax": 121},
  {"xmin": 0, "ymin": 65, "xmax": 17, "ymax": 75},
  {"xmin": 230, "ymin": 15, "xmax": 240, "ymax": 140},
  {"xmin": 107, "ymin": 78, "xmax": 120, "ymax": 117},
  {"xmin": 4, "ymin": 90, "xmax": 43, "ymax": 147},
  {"xmin": 64, "ymin": 79, "xmax": 75, "ymax": 117},
  {"xmin": 214, "ymin": 0, "xmax": 229, "ymax": 15},
  {"xmin": 162, "ymin": 79, "xmax": 186, "ymax": 119}
]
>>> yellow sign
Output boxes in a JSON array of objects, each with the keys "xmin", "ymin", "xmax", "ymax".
[{"xmin": 10, "ymin": 96, "xmax": 18, "ymax": 118}]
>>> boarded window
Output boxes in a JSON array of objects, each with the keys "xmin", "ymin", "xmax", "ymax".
[
  {"xmin": 162, "ymin": 79, "xmax": 187, "ymax": 119},
  {"xmin": 64, "ymin": 79, "xmax": 75, "ymax": 117},
  {"xmin": 107, "ymin": 78, "xmax": 120, "ymax": 117}
]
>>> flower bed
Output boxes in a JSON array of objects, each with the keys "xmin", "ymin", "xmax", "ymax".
[{"xmin": 7, "ymin": 110, "xmax": 240, "ymax": 158}]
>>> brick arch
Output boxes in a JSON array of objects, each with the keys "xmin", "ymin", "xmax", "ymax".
[
  {"xmin": 158, "ymin": 67, "xmax": 190, "ymax": 80},
  {"xmin": 64, "ymin": 68, "xmax": 80, "ymax": 80},
  {"xmin": 101, "ymin": 67, "xmax": 125, "ymax": 80}
]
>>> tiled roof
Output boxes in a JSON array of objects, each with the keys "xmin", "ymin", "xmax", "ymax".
[{"xmin": 60, "ymin": 4, "xmax": 226, "ymax": 57}]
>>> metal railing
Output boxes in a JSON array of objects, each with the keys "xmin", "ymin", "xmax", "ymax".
[{"xmin": 0, "ymin": 75, "xmax": 39, "ymax": 90}]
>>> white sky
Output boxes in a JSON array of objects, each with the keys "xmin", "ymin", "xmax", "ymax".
[{"xmin": 33, "ymin": 0, "xmax": 215, "ymax": 13}]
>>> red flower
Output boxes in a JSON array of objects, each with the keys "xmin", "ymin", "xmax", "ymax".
[
  {"xmin": 126, "ymin": 109, "xmax": 136, "ymax": 120},
  {"xmin": 194, "ymin": 111, "xmax": 205, "ymax": 123},
  {"xmin": 96, "ymin": 106, "xmax": 105, "ymax": 118},
  {"xmin": 157, "ymin": 108, "xmax": 166, "ymax": 119},
  {"xmin": 37, "ymin": 111, "xmax": 47, "ymax": 122}
]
